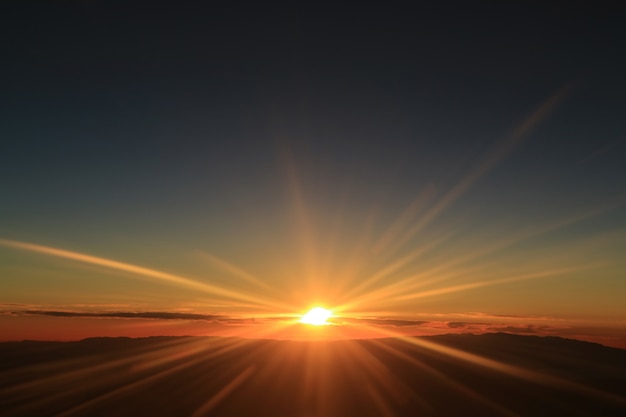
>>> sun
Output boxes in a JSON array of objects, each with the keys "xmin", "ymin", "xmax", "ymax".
[{"xmin": 299, "ymin": 307, "xmax": 332, "ymax": 326}]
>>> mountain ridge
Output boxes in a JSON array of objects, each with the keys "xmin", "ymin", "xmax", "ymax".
[{"xmin": 1, "ymin": 333, "xmax": 625, "ymax": 417}]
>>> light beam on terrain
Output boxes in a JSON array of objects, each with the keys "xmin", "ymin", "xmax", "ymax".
[
  {"xmin": 191, "ymin": 366, "xmax": 256, "ymax": 417},
  {"xmin": 3, "ymin": 336, "xmax": 256, "ymax": 416},
  {"xmin": 364, "ymin": 326, "xmax": 626, "ymax": 407},
  {"xmin": 369, "ymin": 339, "xmax": 524, "ymax": 417}
]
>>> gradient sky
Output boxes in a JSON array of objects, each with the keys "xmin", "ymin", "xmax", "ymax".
[{"xmin": 1, "ymin": 2, "xmax": 625, "ymax": 346}]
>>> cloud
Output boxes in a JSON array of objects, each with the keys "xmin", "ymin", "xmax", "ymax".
[
  {"xmin": 0, "ymin": 303, "xmax": 30, "ymax": 307},
  {"xmin": 10, "ymin": 310, "xmax": 307, "ymax": 327},
  {"xmin": 451, "ymin": 312, "xmax": 560, "ymax": 320},
  {"xmin": 445, "ymin": 321, "xmax": 556, "ymax": 335},
  {"xmin": 0, "ymin": 311, "xmax": 22, "ymax": 316},
  {"xmin": 446, "ymin": 321, "xmax": 490, "ymax": 330},
  {"xmin": 335, "ymin": 317, "xmax": 430, "ymax": 327},
  {"xmin": 447, "ymin": 321, "xmax": 471, "ymax": 329},
  {"xmin": 496, "ymin": 325, "xmax": 538, "ymax": 334},
  {"xmin": 16, "ymin": 310, "xmax": 225, "ymax": 321},
  {"xmin": 487, "ymin": 324, "xmax": 549, "ymax": 335}
]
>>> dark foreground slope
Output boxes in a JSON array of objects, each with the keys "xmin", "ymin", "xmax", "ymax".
[{"xmin": 1, "ymin": 333, "xmax": 625, "ymax": 417}]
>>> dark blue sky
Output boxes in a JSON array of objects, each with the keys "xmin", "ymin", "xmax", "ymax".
[{"xmin": 1, "ymin": 1, "xmax": 625, "ymax": 271}]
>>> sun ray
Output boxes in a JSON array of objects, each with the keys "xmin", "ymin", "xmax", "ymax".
[
  {"xmin": 335, "ymin": 201, "xmax": 622, "ymax": 313},
  {"xmin": 195, "ymin": 251, "xmax": 275, "ymax": 292},
  {"xmin": 371, "ymin": 184, "xmax": 437, "ymax": 254},
  {"xmin": 368, "ymin": 339, "xmax": 523, "ymax": 417},
  {"xmin": 355, "ymin": 325, "xmax": 626, "ymax": 407},
  {"xmin": 329, "ymin": 206, "xmax": 380, "ymax": 299},
  {"xmin": 383, "ymin": 82, "xmax": 576, "ymax": 256},
  {"xmin": 2, "ymin": 336, "xmax": 199, "ymax": 397},
  {"xmin": 279, "ymin": 146, "xmax": 319, "ymax": 293},
  {"xmin": 341, "ymin": 231, "xmax": 455, "ymax": 302},
  {"xmin": 7, "ymin": 336, "xmax": 260, "ymax": 417},
  {"xmin": 0, "ymin": 239, "xmax": 293, "ymax": 312},
  {"xmin": 191, "ymin": 366, "xmax": 256, "ymax": 417}
]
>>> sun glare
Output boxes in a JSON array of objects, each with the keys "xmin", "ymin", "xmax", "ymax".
[{"xmin": 299, "ymin": 307, "xmax": 332, "ymax": 326}]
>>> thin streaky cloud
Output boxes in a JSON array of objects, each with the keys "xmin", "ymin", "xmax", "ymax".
[{"xmin": 17, "ymin": 310, "xmax": 224, "ymax": 321}]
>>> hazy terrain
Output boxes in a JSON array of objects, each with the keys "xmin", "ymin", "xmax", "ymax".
[{"xmin": 1, "ymin": 333, "xmax": 625, "ymax": 417}]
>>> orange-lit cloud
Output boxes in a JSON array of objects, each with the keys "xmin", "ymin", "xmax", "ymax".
[{"xmin": 3, "ymin": 307, "xmax": 626, "ymax": 349}]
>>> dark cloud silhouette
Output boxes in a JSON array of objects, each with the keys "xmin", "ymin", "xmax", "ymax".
[
  {"xmin": 448, "ymin": 322, "xmax": 554, "ymax": 335},
  {"xmin": 12, "ymin": 310, "xmax": 436, "ymax": 328},
  {"xmin": 18, "ymin": 310, "xmax": 225, "ymax": 321},
  {"xmin": 335, "ymin": 317, "xmax": 429, "ymax": 327},
  {"xmin": 218, "ymin": 318, "xmax": 260, "ymax": 325},
  {"xmin": 446, "ymin": 321, "xmax": 490, "ymax": 329},
  {"xmin": 489, "ymin": 325, "xmax": 543, "ymax": 334}
]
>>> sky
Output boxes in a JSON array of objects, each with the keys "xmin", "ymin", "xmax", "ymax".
[{"xmin": 1, "ymin": 2, "xmax": 625, "ymax": 347}]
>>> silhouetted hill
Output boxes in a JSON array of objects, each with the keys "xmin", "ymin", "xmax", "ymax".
[{"xmin": 1, "ymin": 333, "xmax": 625, "ymax": 417}]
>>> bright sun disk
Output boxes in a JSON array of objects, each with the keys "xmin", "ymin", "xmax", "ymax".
[{"xmin": 300, "ymin": 307, "xmax": 332, "ymax": 326}]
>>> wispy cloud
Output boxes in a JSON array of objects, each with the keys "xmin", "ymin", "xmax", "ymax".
[
  {"xmin": 13, "ymin": 310, "xmax": 225, "ymax": 321},
  {"xmin": 4, "ymin": 309, "xmax": 626, "ymax": 349},
  {"xmin": 447, "ymin": 321, "xmax": 483, "ymax": 329},
  {"xmin": 7, "ymin": 309, "xmax": 297, "ymax": 326},
  {"xmin": 487, "ymin": 325, "xmax": 545, "ymax": 334},
  {"xmin": 335, "ymin": 317, "xmax": 430, "ymax": 327}
]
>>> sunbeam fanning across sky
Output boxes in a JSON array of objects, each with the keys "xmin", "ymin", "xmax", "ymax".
[
  {"xmin": 1, "ymin": 2, "xmax": 626, "ymax": 416},
  {"xmin": 0, "ymin": 239, "xmax": 295, "ymax": 313}
]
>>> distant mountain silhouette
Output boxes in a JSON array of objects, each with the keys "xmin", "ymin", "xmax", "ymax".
[{"xmin": 1, "ymin": 333, "xmax": 625, "ymax": 417}]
